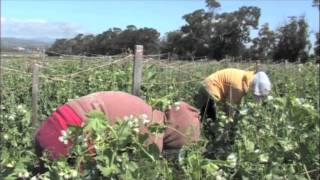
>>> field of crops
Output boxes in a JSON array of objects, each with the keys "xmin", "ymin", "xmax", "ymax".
[{"xmin": 0, "ymin": 53, "xmax": 319, "ymax": 179}]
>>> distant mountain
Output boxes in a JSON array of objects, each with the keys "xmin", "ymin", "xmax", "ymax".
[{"xmin": 1, "ymin": 37, "xmax": 54, "ymax": 50}]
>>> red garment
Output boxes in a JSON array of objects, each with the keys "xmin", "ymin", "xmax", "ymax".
[
  {"xmin": 36, "ymin": 91, "xmax": 165, "ymax": 159},
  {"xmin": 36, "ymin": 104, "xmax": 82, "ymax": 159},
  {"xmin": 164, "ymin": 102, "xmax": 200, "ymax": 149},
  {"xmin": 67, "ymin": 91, "xmax": 165, "ymax": 151},
  {"xmin": 36, "ymin": 91, "xmax": 201, "ymax": 160}
]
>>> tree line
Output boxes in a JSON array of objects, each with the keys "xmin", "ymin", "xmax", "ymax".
[{"xmin": 47, "ymin": 0, "xmax": 319, "ymax": 62}]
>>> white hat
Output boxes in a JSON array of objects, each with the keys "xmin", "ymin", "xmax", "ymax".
[{"xmin": 252, "ymin": 72, "xmax": 272, "ymax": 96}]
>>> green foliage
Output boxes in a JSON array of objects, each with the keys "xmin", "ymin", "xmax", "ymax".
[
  {"xmin": 1, "ymin": 56, "xmax": 319, "ymax": 179},
  {"xmin": 48, "ymin": 26, "xmax": 160, "ymax": 56},
  {"xmin": 273, "ymin": 16, "xmax": 311, "ymax": 62}
]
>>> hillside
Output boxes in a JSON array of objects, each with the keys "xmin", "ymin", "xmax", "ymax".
[{"xmin": 0, "ymin": 37, "xmax": 53, "ymax": 51}]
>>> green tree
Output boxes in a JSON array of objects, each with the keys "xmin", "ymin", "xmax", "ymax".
[
  {"xmin": 179, "ymin": 9, "xmax": 212, "ymax": 59},
  {"xmin": 209, "ymin": 6, "xmax": 261, "ymax": 59},
  {"xmin": 315, "ymin": 32, "xmax": 319, "ymax": 59},
  {"xmin": 250, "ymin": 23, "xmax": 276, "ymax": 61},
  {"xmin": 273, "ymin": 16, "xmax": 311, "ymax": 62},
  {"xmin": 160, "ymin": 31, "xmax": 183, "ymax": 57},
  {"xmin": 161, "ymin": 6, "xmax": 260, "ymax": 60},
  {"xmin": 116, "ymin": 26, "xmax": 160, "ymax": 54},
  {"xmin": 47, "ymin": 38, "xmax": 67, "ymax": 55},
  {"xmin": 206, "ymin": 0, "xmax": 221, "ymax": 12},
  {"xmin": 313, "ymin": 0, "xmax": 320, "ymax": 9}
]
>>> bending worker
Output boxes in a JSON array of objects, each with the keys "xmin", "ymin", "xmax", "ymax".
[
  {"xmin": 36, "ymin": 91, "xmax": 200, "ymax": 160},
  {"xmin": 194, "ymin": 68, "xmax": 272, "ymax": 139}
]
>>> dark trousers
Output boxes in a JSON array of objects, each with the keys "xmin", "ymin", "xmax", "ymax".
[{"xmin": 194, "ymin": 86, "xmax": 217, "ymax": 141}]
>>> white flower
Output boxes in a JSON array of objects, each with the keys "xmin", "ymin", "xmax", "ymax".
[
  {"xmin": 178, "ymin": 149, "xmax": 186, "ymax": 162},
  {"xmin": 220, "ymin": 114, "xmax": 227, "ymax": 120},
  {"xmin": 139, "ymin": 114, "xmax": 148, "ymax": 120},
  {"xmin": 227, "ymin": 153, "xmax": 237, "ymax": 166},
  {"xmin": 133, "ymin": 127, "xmax": 139, "ymax": 133},
  {"xmin": 267, "ymin": 96, "xmax": 274, "ymax": 101},
  {"xmin": 30, "ymin": 176, "xmax": 38, "ymax": 180},
  {"xmin": 3, "ymin": 134, "xmax": 9, "ymax": 140},
  {"xmin": 17, "ymin": 105, "xmax": 22, "ymax": 109},
  {"xmin": 64, "ymin": 174, "xmax": 70, "ymax": 179},
  {"xmin": 8, "ymin": 115, "xmax": 15, "ymax": 120},
  {"xmin": 116, "ymin": 156, "xmax": 122, "ymax": 162},
  {"xmin": 94, "ymin": 144, "xmax": 99, "ymax": 150},
  {"xmin": 173, "ymin": 102, "xmax": 181, "ymax": 111},
  {"xmin": 6, "ymin": 161, "xmax": 15, "ymax": 168},
  {"xmin": 123, "ymin": 116, "xmax": 129, "ymax": 121},
  {"xmin": 127, "ymin": 120, "xmax": 134, "ymax": 127},
  {"xmin": 18, "ymin": 172, "xmax": 23, "ymax": 178},
  {"xmin": 58, "ymin": 130, "xmax": 69, "ymax": 145},
  {"xmin": 124, "ymin": 115, "xmax": 139, "ymax": 127},
  {"xmin": 58, "ymin": 137, "xmax": 68, "ymax": 145},
  {"xmin": 239, "ymin": 108, "xmax": 248, "ymax": 115},
  {"xmin": 82, "ymin": 143, "xmax": 88, "ymax": 148},
  {"xmin": 142, "ymin": 118, "xmax": 150, "ymax": 125},
  {"xmin": 294, "ymin": 98, "xmax": 303, "ymax": 105},
  {"xmin": 23, "ymin": 171, "xmax": 30, "ymax": 178},
  {"xmin": 133, "ymin": 117, "xmax": 139, "ymax": 123},
  {"xmin": 18, "ymin": 170, "xmax": 30, "ymax": 178},
  {"xmin": 139, "ymin": 114, "xmax": 150, "ymax": 125},
  {"xmin": 70, "ymin": 169, "xmax": 78, "ymax": 178},
  {"xmin": 302, "ymin": 103, "xmax": 314, "ymax": 110},
  {"xmin": 61, "ymin": 130, "xmax": 67, "ymax": 136}
]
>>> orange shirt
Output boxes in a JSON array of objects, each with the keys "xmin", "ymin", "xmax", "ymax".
[{"xmin": 204, "ymin": 68, "xmax": 255, "ymax": 104}]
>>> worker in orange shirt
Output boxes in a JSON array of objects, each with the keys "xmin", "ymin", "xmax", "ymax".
[{"xmin": 194, "ymin": 68, "xmax": 272, "ymax": 140}]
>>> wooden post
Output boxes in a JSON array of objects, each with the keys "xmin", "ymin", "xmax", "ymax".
[
  {"xmin": 0, "ymin": 54, "xmax": 3, "ymax": 119},
  {"xmin": 31, "ymin": 60, "xmax": 40, "ymax": 127},
  {"xmin": 132, "ymin": 45, "xmax": 143, "ymax": 97},
  {"xmin": 80, "ymin": 56, "xmax": 84, "ymax": 67}
]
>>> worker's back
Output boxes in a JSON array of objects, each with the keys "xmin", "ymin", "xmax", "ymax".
[
  {"xmin": 67, "ymin": 91, "xmax": 164, "ymax": 125},
  {"xmin": 204, "ymin": 68, "xmax": 255, "ymax": 104}
]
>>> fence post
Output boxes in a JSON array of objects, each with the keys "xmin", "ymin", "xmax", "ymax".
[
  {"xmin": 0, "ymin": 54, "xmax": 3, "ymax": 118},
  {"xmin": 132, "ymin": 45, "xmax": 143, "ymax": 97},
  {"xmin": 31, "ymin": 58, "xmax": 40, "ymax": 127},
  {"xmin": 80, "ymin": 56, "xmax": 84, "ymax": 67}
]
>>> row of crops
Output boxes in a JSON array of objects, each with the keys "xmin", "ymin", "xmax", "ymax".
[{"xmin": 0, "ymin": 54, "xmax": 319, "ymax": 179}]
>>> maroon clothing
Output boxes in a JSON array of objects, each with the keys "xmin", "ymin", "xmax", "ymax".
[
  {"xmin": 164, "ymin": 102, "xmax": 200, "ymax": 149},
  {"xmin": 36, "ymin": 91, "xmax": 200, "ymax": 159},
  {"xmin": 36, "ymin": 104, "xmax": 82, "ymax": 159},
  {"xmin": 67, "ymin": 91, "xmax": 165, "ymax": 151}
]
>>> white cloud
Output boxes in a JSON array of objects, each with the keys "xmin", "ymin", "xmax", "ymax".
[{"xmin": 1, "ymin": 17, "xmax": 85, "ymax": 39}]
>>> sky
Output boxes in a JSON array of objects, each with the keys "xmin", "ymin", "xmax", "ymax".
[{"xmin": 1, "ymin": 0, "xmax": 319, "ymax": 46}]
